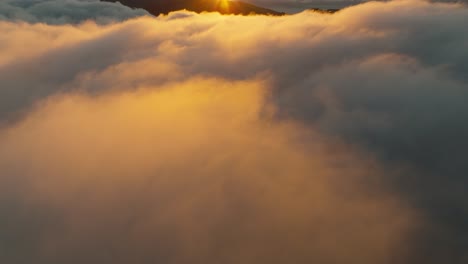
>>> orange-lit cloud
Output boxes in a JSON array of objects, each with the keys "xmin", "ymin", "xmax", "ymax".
[
  {"xmin": 1, "ymin": 1, "xmax": 468, "ymax": 263},
  {"xmin": 0, "ymin": 77, "xmax": 415, "ymax": 264}
]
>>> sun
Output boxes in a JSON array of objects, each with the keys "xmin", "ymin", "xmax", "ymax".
[{"xmin": 215, "ymin": 0, "xmax": 230, "ymax": 12}]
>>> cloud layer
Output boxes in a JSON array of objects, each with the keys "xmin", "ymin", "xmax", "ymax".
[
  {"xmin": 0, "ymin": 0, "xmax": 148, "ymax": 24},
  {"xmin": 1, "ymin": 0, "xmax": 468, "ymax": 263}
]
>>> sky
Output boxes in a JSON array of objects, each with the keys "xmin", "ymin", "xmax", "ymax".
[
  {"xmin": 252, "ymin": 0, "xmax": 367, "ymax": 11},
  {"xmin": 253, "ymin": 0, "xmax": 468, "ymax": 11},
  {"xmin": 1, "ymin": 0, "xmax": 468, "ymax": 263}
]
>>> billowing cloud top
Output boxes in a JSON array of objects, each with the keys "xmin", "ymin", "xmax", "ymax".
[
  {"xmin": 1, "ymin": 0, "xmax": 468, "ymax": 264},
  {"xmin": 0, "ymin": 0, "xmax": 148, "ymax": 24}
]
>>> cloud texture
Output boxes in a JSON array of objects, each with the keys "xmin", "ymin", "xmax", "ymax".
[
  {"xmin": 0, "ymin": 0, "xmax": 148, "ymax": 24},
  {"xmin": 1, "ymin": 0, "xmax": 468, "ymax": 263}
]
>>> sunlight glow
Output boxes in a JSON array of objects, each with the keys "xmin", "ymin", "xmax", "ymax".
[{"xmin": 216, "ymin": 0, "xmax": 230, "ymax": 12}]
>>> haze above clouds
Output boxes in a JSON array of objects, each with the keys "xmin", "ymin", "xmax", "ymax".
[
  {"xmin": 251, "ymin": 0, "xmax": 468, "ymax": 11},
  {"xmin": 1, "ymin": 0, "xmax": 468, "ymax": 263}
]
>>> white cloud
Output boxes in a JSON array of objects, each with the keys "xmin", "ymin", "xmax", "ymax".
[{"xmin": 0, "ymin": 0, "xmax": 148, "ymax": 24}]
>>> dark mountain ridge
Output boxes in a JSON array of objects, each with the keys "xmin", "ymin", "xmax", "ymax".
[{"xmin": 102, "ymin": 0, "xmax": 284, "ymax": 15}]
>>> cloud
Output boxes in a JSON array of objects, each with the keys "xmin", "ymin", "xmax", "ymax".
[
  {"xmin": 0, "ymin": 78, "xmax": 415, "ymax": 264},
  {"xmin": 1, "ymin": 0, "xmax": 468, "ymax": 263},
  {"xmin": 0, "ymin": 0, "xmax": 148, "ymax": 24}
]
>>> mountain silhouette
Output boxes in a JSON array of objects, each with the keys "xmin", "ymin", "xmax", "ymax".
[{"xmin": 102, "ymin": 0, "xmax": 284, "ymax": 15}]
